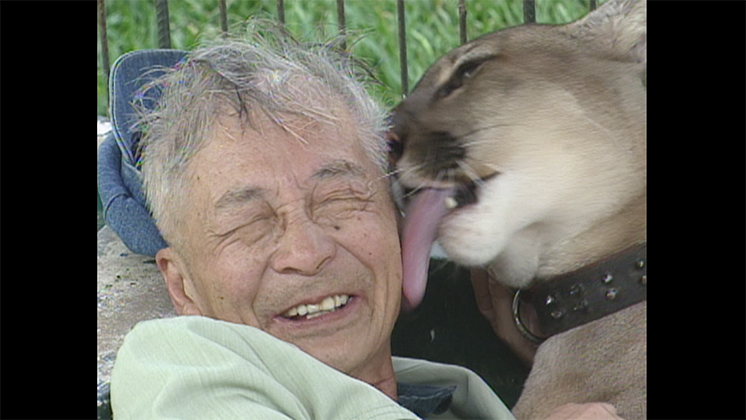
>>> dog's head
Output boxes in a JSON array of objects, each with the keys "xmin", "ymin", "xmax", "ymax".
[{"xmin": 392, "ymin": 0, "xmax": 646, "ymax": 308}]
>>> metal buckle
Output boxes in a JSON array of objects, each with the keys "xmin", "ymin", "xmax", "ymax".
[{"xmin": 512, "ymin": 289, "xmax": 546, "ymax": 345}]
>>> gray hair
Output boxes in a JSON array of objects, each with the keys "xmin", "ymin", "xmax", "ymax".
[{"xmin": 135, "ymin": 22, "xmax": 389, "ymax": 249}]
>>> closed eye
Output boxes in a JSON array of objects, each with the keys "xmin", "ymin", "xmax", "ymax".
[
  {"xmin": 312, "ymin": 182, "xmax": 376, "ymax": 226},
  {"xmin": 216, "ymin": 209, "xmax": 275, "ymax": 241},
  {"xmin": 315, "ymin": 193, "xmax": 371, "ymax": 217}
]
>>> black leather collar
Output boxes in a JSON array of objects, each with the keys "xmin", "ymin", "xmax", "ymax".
[{"xmin": 513, "ymin": 242, "xmax": 647, "ymax": 344}]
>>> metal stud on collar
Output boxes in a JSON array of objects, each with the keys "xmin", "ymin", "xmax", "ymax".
[{"xmin": 512, "ymin": 289, "xmax": 545, "ymax": 345}]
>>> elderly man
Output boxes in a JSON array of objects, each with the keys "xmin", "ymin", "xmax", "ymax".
[{"xmin": 109, "ymin": 25, "xmax": 621, "ymax": 420}]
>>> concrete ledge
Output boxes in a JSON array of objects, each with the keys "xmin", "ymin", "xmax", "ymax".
[{"xmin": 97, "ymin": 225, "xmax": 176, "ymax": 416}]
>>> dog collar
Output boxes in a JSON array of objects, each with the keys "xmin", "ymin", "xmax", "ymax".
[{"xmin": 513, "ymin": 242, "xmax": 647, "ymax": 344}]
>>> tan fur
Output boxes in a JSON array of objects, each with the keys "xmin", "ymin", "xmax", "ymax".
[
  {"xmin": 392, "ymin": 0, "xmax": 646, "ymax": 417},
  {"xmin": 514, "ymin": 302, "xmax": 646, "ymax": 419}
]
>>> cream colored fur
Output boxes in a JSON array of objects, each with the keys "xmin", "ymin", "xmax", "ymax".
[{"xmin": 392, "ymin": 0, "xmax": 646, "ymax": 417}]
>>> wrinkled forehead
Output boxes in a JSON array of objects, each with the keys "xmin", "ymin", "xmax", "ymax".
[
  {"xmin": 187, "ymin": 104, "xmax": 379, "ymax": 188},
  {"xmin": 229, "ymin": 97, "xmax": 365, "ymax": 150}
]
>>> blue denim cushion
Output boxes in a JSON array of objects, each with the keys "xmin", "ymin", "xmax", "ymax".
[{"xmin": 98, "ymin": 49, "xmax": 187, "ymax": 256}]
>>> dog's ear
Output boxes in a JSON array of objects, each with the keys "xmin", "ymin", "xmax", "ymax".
[{"xmin": 567, "ymin": 0, "xmax": 646, "ymax": 65}]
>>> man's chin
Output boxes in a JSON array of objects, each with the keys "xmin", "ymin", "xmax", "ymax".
[
  {"xmin": 302, "ymin": 335, "xmax": 395, "ymax": 386},
  {"xmin": 279, "ymin": 327, "xmax": 393, "ymax": 381}
]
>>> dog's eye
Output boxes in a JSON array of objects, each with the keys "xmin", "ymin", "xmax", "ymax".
[
  {"xmin": 437, "ymin": 57, "xmax": 492, "ymax": 99},
  {"xmin": 459, "ymin": 60, "xmax": 483, "ymax": 79},
  {"xmin": 438, "ymin": 78, "xmax": 462, "ymax": 99}
]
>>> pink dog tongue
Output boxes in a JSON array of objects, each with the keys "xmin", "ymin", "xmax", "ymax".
[{"xmin": 401, "ymin": 188, "xmax": 452, "ymax": 310}]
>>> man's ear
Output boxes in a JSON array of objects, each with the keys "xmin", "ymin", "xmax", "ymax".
[{"xmin": 156, "ymin": 247, "xmax": 203, "ymax": 316}]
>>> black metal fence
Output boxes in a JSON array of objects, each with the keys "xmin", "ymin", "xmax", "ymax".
[{"xmin": 97, "ymin": 0, "xmax": 597, "ymax": 102}]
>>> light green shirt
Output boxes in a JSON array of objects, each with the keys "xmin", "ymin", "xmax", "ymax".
[{"xmin": 111, "ymin": 316, "xmax": 515, "ymax": 419}]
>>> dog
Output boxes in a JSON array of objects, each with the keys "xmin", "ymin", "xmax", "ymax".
[{"xmin": 389, "ymin": 0, "xmax": 646, "ymax": 418}]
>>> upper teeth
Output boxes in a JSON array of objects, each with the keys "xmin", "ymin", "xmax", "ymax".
[
  {"xmin": 444, "ymin": 196, "xmax": 458, "ymax": 210},
  {"xmin": 283, "ymin": 294, "xmax": 350, "ymax": 319}
]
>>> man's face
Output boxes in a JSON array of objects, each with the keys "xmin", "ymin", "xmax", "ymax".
[{"xmin": 161, "ymin": 109, "xmax": 402, "ymax": 377}]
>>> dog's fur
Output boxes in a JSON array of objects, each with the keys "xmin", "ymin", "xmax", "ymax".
[{"xmin": 391, "ymin": 0, "xmax": 646, "ymax": 417}]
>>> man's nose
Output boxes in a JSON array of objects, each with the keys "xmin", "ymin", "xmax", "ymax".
[{"xmin": 270, "ymin": 214, "xmax": 336, "ymax": 276}]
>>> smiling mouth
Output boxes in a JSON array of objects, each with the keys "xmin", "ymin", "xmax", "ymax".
[{"xmin": 281, "ymin": 294, "xmax": 352, "ymax": 320}]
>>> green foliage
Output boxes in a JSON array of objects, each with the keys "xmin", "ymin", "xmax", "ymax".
[{"xmin": 97, "ymin": 0, "xmax": 598, "ymax": 116}]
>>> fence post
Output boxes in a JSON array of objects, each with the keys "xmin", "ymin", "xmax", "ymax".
[
  {"xmin": 458, "ymin": 0, "xmax": 467, "ymax": 44},
  {"xmin": 155, "ymin": 0, "xmax": 172, "ymax": 48},
  {"xmin": 397, "ymin": 0, "xmax": 408, "ymax": 97},
  {"xmin": 98, "ymin": 0, "xmax": 110, "ymax": 95},
  {"xmin": 219, "ymin": 0, "xmax": 228, "ymax": 36},
  {"xmin": 337, "ymin": 0, "xmax": 346, "ymax": 50},
  {"xmin": 523, "ymin": 0, "xmax": 535, "ymax": 23},
  {"xmin": 277, "ymin": 0, "xmax": 285, "ymax": 25}
]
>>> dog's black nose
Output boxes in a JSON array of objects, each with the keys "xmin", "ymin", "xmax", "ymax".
[
  {"xmin": 387, "ymin": 106, "xmax": 409, "ymax": 166},
  {"xmin": 386, "ymin": 130, "xmax": 404, "ymax": 168}
]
